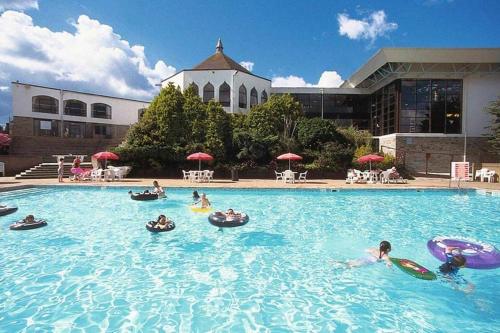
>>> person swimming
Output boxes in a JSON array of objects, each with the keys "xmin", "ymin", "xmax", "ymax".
[
  {"xmin": 200, "ymin": 193, "xmax": 211, "ymax": 208},
  {"xmin": 438, "ymin": 246, "xmax": 474, "ymax": 293},
  {"xmin": 152, "ymin": 181, "xmax": 166, "ymax": 198},
  {"xmin": 333, "ymin": 241, "xmax": 393, "ymax": 268},
  {"xmin": 193, "ymin": 191, "xmax": 200, "ymax": 203},
  {"xmin": 154, "ymin": 214, "xmax": 173, "ymax": 230}
]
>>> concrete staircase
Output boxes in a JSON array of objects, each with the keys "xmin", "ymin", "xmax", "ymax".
[{"xmin": 15, "ymin": 162, "xmax": 93, "ymax": 179}]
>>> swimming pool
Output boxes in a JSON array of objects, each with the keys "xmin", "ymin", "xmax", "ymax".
[{"xmin": 0, "ymin": 186, "xmax": 499, "ymax": 332}]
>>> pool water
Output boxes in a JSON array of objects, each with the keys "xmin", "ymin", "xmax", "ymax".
[{"xmin": 0, "ymin": 186, "xmax": 499, "ymax": 332}]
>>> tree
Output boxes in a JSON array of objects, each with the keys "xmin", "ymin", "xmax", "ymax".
[
  {"xmin": 126, "ymin": 83, "xmax": 186, "ymax": 147},
  {"xmin": 245, "ymin": 104, "xmax": 281, "ymax": 139},
  {"xmin": 337, "ymin": 125, "xmax": 372, "ymax": 149},
  {"xmin": 296, "ymin": 118, "xmax": 345, "ymax": 149},
  {"xmin": 484, "ymin": 97, "xmax": 500, "ymax": 152},
  {"xmin": 205, "ymin": 100, "xmax": 232, "ymax": 159},
  {"xmin": 183, "ymin": 85, "xmax": 207, "ymax": 145},
  {"xmin": 266, "ymin": 94, "xmax": 302, "ymax": 141}
]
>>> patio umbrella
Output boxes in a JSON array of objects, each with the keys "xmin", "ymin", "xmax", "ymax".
[
  {"xmin": 187, "ymin": 152, "xmax": 214, "ymax": 171},
  {"xmin": 277, "ymin": 152, "xmax": 303, "ymax": 170},
  {"xmin": 0, "ymin": 133, "xmax": 11, "ymax": 146},
  {"xmin": 357, "ymin": 154, "xmax": 384, "ymax": 172},
  {"xmin": 93, "ymin": 151, "xmax": 119, "ymax": 168}
]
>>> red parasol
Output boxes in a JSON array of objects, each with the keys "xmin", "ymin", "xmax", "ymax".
[
  {"xmin": 277, "ymin": 152, "xmax": 303, "ymax": 170},
  {"xmin": 357, "ymin": 154, "xmax": 384, "ymax": 171},
  {"xmin": 0, "ymin": 133, "xmax": 11, "ymax": 146},
  {"xmin": 187, "ymin": 152, "xmax": 214, "ymax": 170},
  {"xmin": 93, "ymin": 151, "xmax": 119, "ymax": 168}
]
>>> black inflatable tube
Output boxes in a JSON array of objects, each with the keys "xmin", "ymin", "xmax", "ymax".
[
  {"xmin": 208, "ymin": 213, "xmax": 249, "ymax": 228},
  {"xmin": 145, "ymin": 221, "xmax": 175, "ymax": 233},
  {"xmin": 0, "ymin": 207, "xmax": 18, "ymax": 216},
  {"xmin": 10, "ymin": 220, "xmax": 47, "ymax": 230},
  {"xmin": 131, "ymin": 193, "xmax": 159, "ymax": 201}
]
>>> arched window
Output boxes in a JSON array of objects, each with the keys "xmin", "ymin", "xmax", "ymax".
[
  {"xmin": 91, "ymin": 103, "xmax": 112, "ymax": 119},
  {"xmin": 32, "ymin": 95, "xmax": 58, "ymax": 114},
  {"xmin": 239, "ymin": 84, "xmax": 247, "ymax": 108},
  {"xmin": 250, "ymin": 88, "xmax": 258, "ymax": 107},
  {"xmin": 219, "ymin": 82, "xmax": 231, "ymax": 107},
  {"xmin": 188, "ymin": 82, "xmax": 199, "ymax": 96},
  {"xmin": 203, "ymin": 82, "xmax": 214, "ymax": 103},
  {"xmin": 64, "ymin": 99, "xmax": 87, "ymax": 117},
  {"xmin": 261, "ymin": 90, "xmax": 268, "ymax": 104}
]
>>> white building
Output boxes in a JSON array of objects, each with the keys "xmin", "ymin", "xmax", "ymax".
[{"xmin": 162, "ymin": 39, "xmax": 271, "ymax": 113}]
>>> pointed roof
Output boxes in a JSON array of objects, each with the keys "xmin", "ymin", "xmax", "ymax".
[{"xmin": 192, "ymin": 39, "xmax": 252, "ymax": 74}]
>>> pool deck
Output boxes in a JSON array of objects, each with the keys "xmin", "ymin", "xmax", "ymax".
[{"xmin": 0, "ymin": 177, "xmax": 499, "ymax": 192}]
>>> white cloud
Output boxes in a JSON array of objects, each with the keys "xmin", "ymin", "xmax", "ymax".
[
  {"xmin": 0, "ymin": 0, "xmax": 38, "ymax": 12},
  {"xmin": 0, "ymin": 10, "xmax": 176, "ymax": 121},
  {"xmin": 239, "ymin": 61, "xmax": 254, "ymax": 72},
  {"xmin": 338, "ymin": 10, "xmax": 397, "ymax": 43},
  {"xmin": 271, "ymin": 70, "xmax": 343, "ymax": 88}
]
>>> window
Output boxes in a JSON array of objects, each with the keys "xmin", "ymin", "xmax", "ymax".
[
  {"xmin": 63, "ymin": 121, "xmax": 86, "ymax": 138},
  {"xmin": 218, "ymin": 82, "xmax": 230, "ymax": 107},
  {"xmin": 33, "ymin": 119, "xmax": 60, "ymax": 136},
  {"xmin": 91, "ymin": 103, "xmax": 112, "ymax": 119},
  {"xmin": 189, "ymin": 82, "xmax": 199, "ymax": 96},
  {"xmin": 261, "ymin": 90, "xmax": 268, "ymax": 103},
  {"xmin": 64, "ymin": 99, "xmax": 87, "ymax": 117},
  {"xmin": 203, "ymin": 82, "xmax": 214, "ymax": 103},
  {"xmin": 239, "ymin": 84, "xmax": 247, "ymax": 108},
  {"xmin": 32, "ymin": 95, "xmax": 58, "ymax": 114},
  {"xmin": 138, "ymin": 108, "xmax": 147, "ymax": 120},
  {"xmin": 250, "ymin": 88, "xmax": 258, "ymax": 107},
  {"xmin": 94, "ymin": 124, "xmax": 112, "ymax": 139}
]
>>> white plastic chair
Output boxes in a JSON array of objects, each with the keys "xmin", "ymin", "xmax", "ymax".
[
  {"xmin": 283, "ymin": 170, "xmax": 295, "ymax": 183},
  {"xmin": 103, "ymin": 169, "xmax": 115, "ymax": 182},
  {"xmin": 91, "ymin": 169, "xmax": 103, "ymax": 181},
  {"xmin": 0, "ymin": 162, "xmax": 4, "ymax": 176},
  {"xmin": 206, "ymin": 170, "xmax": 214, "ymax": 182},
  {"xmin": 182, "ymin": 170, "xmax": 190, "ymax": 181},
  {"xmin": 485, "ymin": 170, "xmax": 496, "ymax": 183},
  {"xmin": 275, "ymin": 170, "xmax": 283, "ymax": 182},
  {"xmin": 298, "ymin": 171, "xmax": 308, "ymax": 183}
]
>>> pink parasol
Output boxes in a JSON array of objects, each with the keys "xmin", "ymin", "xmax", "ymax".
[
  {"xmin": 277, "ymin": 152, "xmax": 303, "ymax": 170},
  {"xmin": 187, "ymin": 152, "xmax": 214, "ymax": 170},
  {"xmin": 357, "ymin": 154, "xmax": 384, "ymax": 171}
]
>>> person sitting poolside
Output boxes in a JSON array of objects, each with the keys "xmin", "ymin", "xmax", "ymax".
[
  {"xmin": 152, "ymin": 181, "xmax": 166, "ymax": 198},
  {"xmin": 438, "ymin": 246, "xmax": 474, "ymax": 293},
  {"xmin": 155, "ymin": 214, "xmax": 173, "ymax": 230}
]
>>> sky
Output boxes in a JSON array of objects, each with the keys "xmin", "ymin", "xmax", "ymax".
[{"xmin": 0, "ymin": 0, "xmax": 499, "ymax": 123}]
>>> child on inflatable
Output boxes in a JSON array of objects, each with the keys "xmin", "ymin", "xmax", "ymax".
[
  {"xmin": 192, "ymin": 191, "xmax": 200, "ymax": 204},
  {"xmin": 332, "ymin": 241, "xmax": 393, "ymax": 268},
  {"xmin": 200, "ymin": 193, "xmax": 211, "ymax": 208},
  {"xmin": 23, "ymin": 214, "xmax": 36, "ymax": 224},
  {"xmin": 438, "ymin": 246, "xmax": 474, "ymax": 293},
  {"xmin": 154, "ymin": 215, "xmax": 173, "ymax": 230},
  {"xmin": 152, "ymin": 181, "xmax": 166, "ymax": 198}
]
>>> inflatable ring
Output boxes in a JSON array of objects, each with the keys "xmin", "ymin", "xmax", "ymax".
[
  {"xmin": 427, "ymin": 236, "xmax": 500, "ymax": 269},
  {"xmin": 208, "ymin": 212, "xmax": 249, "ymax": 228},
  {"xmin": 130, "ymin": 192, "xmax": 159, "ymax": 201},
  {"xmin": 190, "ymin": 206, "xmax": 212, "ymax": 213},
  {"xmin": 10, "ymin": 220, "xmax": 47, "ymax": 231},
  {"xmin": 0, "ymin": 207, "xmax": 18, "ymax": 216},
  {"xmin": 145, "ymin": 221, "xmax": 175, "ymax": 233}
]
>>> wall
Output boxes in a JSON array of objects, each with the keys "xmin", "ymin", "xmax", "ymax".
[
  {"xmin": 463, "ymin": 73, "xmax": 500, "ymax": 136},
  {"xmin": 164, "ymin": 70, "xmax": 271, "ymax": 114},
  {"xmin": 0, "ymin": 155, "xmax": 43, "ymax": 176},
  {"xmin": 12, "ymin": 82, "xmax": 150, "ymax": 126}
]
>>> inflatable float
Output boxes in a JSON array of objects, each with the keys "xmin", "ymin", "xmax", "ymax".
[
  {"xmin": 145, "ymin": 221, "xmax": 175, "ymax": 233},
  {"xmin": 427, "ymin": 236, "xmax": 500, "ymax": 269},
  {"xmin": 10, "ymin": 219, "xmax": 47, "ymax": 230},
  {"xmin": 190, "ymin": 206, "xmax": 212, "ymax": 213},
  {"xmin": 0, "ymin": 206, "xmax": 18, "ymax": 216},
  {"xmin": 208, "ymin": 212, "xmax": 249, "ymax": 228},
  {"xmin": 390, "ymin": 258, "xmax": 437, "ymax": 280},
  {"xmin": 130, "ymin": 192, "xmax": 159, "ymax": 201}
]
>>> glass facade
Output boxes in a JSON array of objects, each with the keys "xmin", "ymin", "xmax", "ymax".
[
  {"xmin": 399, "ymin": 79, "xmax": 462, "ymax": 134},
  {"xmin": 63, "ymin": 121, "xmax": 86, "ymax": 138},
  {"xmin": 32, "ymin": 96, "xmax": 58, "ymax": 114},
  {"xmin": 370, "ymin": 82, "xmax": 397, "ymax": 136},
  {"xmin": 33, "ymin": 119, "xmax": 60, "ymax": 137},
  {"xmin": 93, "ymin": 124, "xmax": 112, "ymax": 139},
  {"xmin": 64, "ymin": 99, "xmax": 87, "ymax": 117},
  {"xmin": 91, "ymin": 103, "xmax": 112, "ymax": 119},
  {"xmin": 287, "ymin": 93, "xmax": 371, "ymax": 130}
]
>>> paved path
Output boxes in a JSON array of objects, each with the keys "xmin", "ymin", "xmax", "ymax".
[{"xmin": 1, "ymin": 177, "xmax": 499, "ymax": 192}]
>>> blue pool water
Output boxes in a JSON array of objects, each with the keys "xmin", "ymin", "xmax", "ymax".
[{"xmin": 0, "ymin": 186, "xmax": 499, "ymax": 332}]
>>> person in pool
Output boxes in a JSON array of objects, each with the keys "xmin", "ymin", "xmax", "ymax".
[
  {"xmin": 334, "ymin": 241, "xmax": 393, "ymax": 268},
  {"xmin": 154, "ymin": 214, "xmax": 173, "ymax": 230},
  {"xmin": 438, "ymin": 246, "xmax": 474, "ymax": 293},
  {"xmin": 23, "ymin": 214, "xmax": 36, "ymax": 224},
  {"xmin": 152, "ymin": 181, "xmax": 166, "ymax": 198},
  {"xmin": 192, "ymin": 191, "xmax": 200, "ymax": 204},
  {"xmin": 200, "ymin": 193, "xmax": 211, "ymax": 208}
]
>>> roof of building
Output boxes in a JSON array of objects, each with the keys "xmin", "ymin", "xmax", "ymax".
[
  {"xmin": 191, "ymin": 38, "xmax": 252, "ymax": 74},
  {"xmin": 11, "ymin": 81, "xmax": 151, "ymax": 103},
  {"xmin": 341, "ymin": 48, "xmax": 500, "ymax": 90}
]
